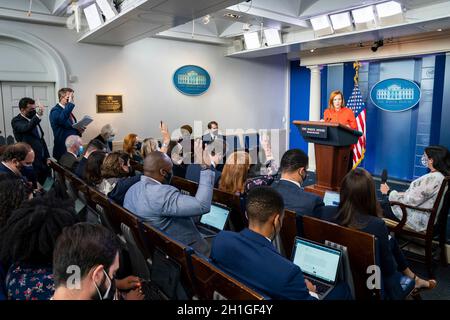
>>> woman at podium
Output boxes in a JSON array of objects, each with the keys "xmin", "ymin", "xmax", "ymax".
[{"xmin": 323, "ymin": 91, "xmax": 357, "ymax": 130}]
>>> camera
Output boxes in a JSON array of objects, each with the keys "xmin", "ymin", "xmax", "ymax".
[{"xmin": 371, "ymin": 40, "xmax": 384, "ymax": 52}]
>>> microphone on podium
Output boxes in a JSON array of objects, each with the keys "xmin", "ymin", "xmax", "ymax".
[{"xmin": 381, "ymin": 169, "xmax": 388, "ymax": 184}]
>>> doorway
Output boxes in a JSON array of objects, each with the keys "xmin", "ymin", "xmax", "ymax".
[{"xmin": 0, "ymin": 81, "xmax": 55, "ymax": 152}]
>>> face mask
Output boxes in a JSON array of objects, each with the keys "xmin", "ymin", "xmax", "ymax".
[
  {"xmin": 135, "ymin": 142, "xmax": 142, "ymax": 151},
  {"xmin": 128, "ymin": 166, "xmax": 135, "ymax": 177},
  {"xmin": 271, "ymin": 218, "xmax": 279, "ymax": 242},
  {"xmin": 26, "ymin": 110, "xmax": 37, "ymax": 118},
  {"xmin": 162, "ymin": 170, "xmax": 173, "ymax": 185},
  {"xmin": 107, "ymin": 136, "xmax": 115, "ymax": 142},
  {"xmin": 94, "ymin": 269, "xmax": 116, "ymax": 300},
  {"xmin": 300, "ymin": 169, "xmax": 308, "ymax": 186},
  {"xmin": 211, "ymin": 129, "xmax": 218, "ymax": 136},
  {"xmin": 421, "ymin": 154, "xmax": 429, "ymax": 167},
  {"xmin": 20, "ymin": 164, "xmax": 34, "ymax": 176},
  {"xmin": 78, "ymin": 146, "xmax": 84, "ymax": 157}
]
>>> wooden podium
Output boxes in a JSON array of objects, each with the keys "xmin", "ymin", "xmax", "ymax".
[{"xmin": 293, "ymin": 121, "xmax": 362, "ymax": 196}]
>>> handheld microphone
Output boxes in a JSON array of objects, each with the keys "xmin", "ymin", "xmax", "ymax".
[{"xmin": 381, "ymin": 169, "xmax": 388, "ymax": 184}]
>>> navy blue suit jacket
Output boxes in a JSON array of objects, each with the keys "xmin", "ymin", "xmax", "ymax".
[
  {"xmin": 210, "ymin": 228, "xmax": 315, "ymax": 300},
  {"xmin": 49, "ymin": 103, "xmax": 80, "ymax": 160},
  {"xmin": 271, "ymin": 180, "xmax": 324, "ymax": 217},
  {"xmin": 11, "ymin": 114, "xmax": 50, "ymax": 167}
]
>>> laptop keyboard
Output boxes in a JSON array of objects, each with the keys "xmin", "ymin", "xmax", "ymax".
[{"xmin": 310, "ymin": 279, "xmax": 331, "ymax": 296}]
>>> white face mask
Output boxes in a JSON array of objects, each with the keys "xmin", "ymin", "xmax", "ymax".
[
  {"xmin": 421, "ymin": 154, "xmax": 429, "ymax": 167},
  {"xmin": 94, "ymin": 269, "xmax": 114, "ymax": 300}
]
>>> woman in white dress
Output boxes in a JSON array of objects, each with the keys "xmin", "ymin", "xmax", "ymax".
[{"xmin": 380, "ymin": 145, "xmax": 450, "ymax": 232}]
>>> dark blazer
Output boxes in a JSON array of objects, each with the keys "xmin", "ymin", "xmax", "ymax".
[
  {"xmin": 11, "ymin": 114, "xmax": 50, "ymax": 183},
  {"xmin": 93, "ymin": 134, "xmax": 112, "ymax": 152},
  {"xmin": 58, "ymin": 152, "xmax": 79, "ymax": 172},
  {"xmin": 320, "ymin": 207, "xmax": 406, "ymax": 300},
  {"xmin": 108, "ymin": 174, "xmax": 142, "ymax": 206},
  {"xmin": 210, "ymin": 228, "xmax": 315, "ymax": 300},
  {"xmin": 202, "ymin": 133, "xmax": 225, "ymax": 145},
  {"xmin": 74, "ymin": 157, "xmax": 88, "ymax": 179},
  {"xmin": 49, "ymin": 103, "xmax": 80, "ymax": 160},
  {"xmin": 271, "ymin": 180, "xmax": 324, "ymax": 217},
  {"xmin": 185, "ymin": 164, "xmax": 221, "ymax": 187}
]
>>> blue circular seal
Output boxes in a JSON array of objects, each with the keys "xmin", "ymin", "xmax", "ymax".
[
  {"xmin": 173, "ymin": 65, "xmax": 211, "ymax": 96},
  {"xmin": 370, "ymin": 78, "xmax": 421, "ymax": 112}
]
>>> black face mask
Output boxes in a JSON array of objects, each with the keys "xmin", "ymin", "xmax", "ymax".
[
  {"xmin": 128, "ymin": 166, "xmax": 135, "ymax": 177},
  {"xmin": 26, "ymin": 110, "xmax": 37, "ymax": 118},
  {"xmin": 135, "ymin": 142, "xmax": 142, "ymax": 151},
  {"xmin": 301, "ymin": 171, "xmax": 308, "ymax": 185},
  {"xmin": 162, "ymin": 170, "xmax": 173, "ymax": 185}
]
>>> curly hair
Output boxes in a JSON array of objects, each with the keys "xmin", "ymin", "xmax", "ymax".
[
  {"xmin": 0, "ymin": 193, "xmax": 78, "ymax": 266},
  {"xmin": 0, "ymin": 175, "xmax": 28, "ymax": 228},
  {"xmin": 101, "ymin": 151, "xmax": 130, "ymax": 179}
]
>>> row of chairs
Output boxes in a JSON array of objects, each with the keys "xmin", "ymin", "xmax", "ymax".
[
  {"xmin": 49, "ymin": 160, "xmax": 265, "ymax": 300},
  {"xmin": 153, "ymin": 167, "xmax": 384, "ymax": 300},
  {"xmin": 51, "ymin": 160, "xmax": 417, "ymax": 300}
]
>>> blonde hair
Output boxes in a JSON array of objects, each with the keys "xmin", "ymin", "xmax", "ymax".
[
  {"xmin": 219, "ymin": 151, "xmax": 251, "ymax": 194},
  {"xmin": 328, "ymin": 90, "xmax": 345, "ymax": 111},
  {"xmin": 142, "ymin": 138, "xmax": 159, "ymax": 158}
]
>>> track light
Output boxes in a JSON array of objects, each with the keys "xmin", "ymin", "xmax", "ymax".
[{"xmin": 202, "ymin": 14, "xmax": 211, "ymax": 25}]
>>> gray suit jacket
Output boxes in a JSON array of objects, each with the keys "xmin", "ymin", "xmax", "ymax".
[{"xmin": 124, "ymin": 169, "xmax": 215, "ymax": 255}]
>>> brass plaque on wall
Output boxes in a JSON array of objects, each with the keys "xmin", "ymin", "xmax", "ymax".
[{"xmin": 96, "ymin": 95, "xmax": 123, "ymax": 113}]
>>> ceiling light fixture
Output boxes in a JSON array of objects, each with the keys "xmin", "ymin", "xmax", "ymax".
[
  {"xmin": 376, "ymin": 1, "xmax": 402, "ymax": 18},
  {"xmin": 352, "ymin": 6, "xmax": 376, "ymax": 30},
  {"xmin": 310, "ymin": 15, "xmax": 334, "ymax": 37},
  {"xmin": 224, "ymin": 13, "xmax": 241, "ymax": 19},
  {"xmin": 263, "ymin": 28, "xmax": 282, "ymax": 46},
  {"xmin": 243, "ymin": 31, "xmax": 261, "ymax": 50},
  {"xmin": 202, "ymin": 14, "xmax": 211, "ymax": 25},
  {"xmin": 330, "ymin": 12, "xmax": 353, "ymax": 32}
]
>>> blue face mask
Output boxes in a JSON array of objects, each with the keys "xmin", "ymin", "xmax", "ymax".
[{"xmin": 78, "ymin": 146, "xmax": 84, "ymax": 156}]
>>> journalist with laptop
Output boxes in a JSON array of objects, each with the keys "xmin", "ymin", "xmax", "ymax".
[{"xmin": 210, "ymin": 186, "xmax": 351, "ymax": 300}]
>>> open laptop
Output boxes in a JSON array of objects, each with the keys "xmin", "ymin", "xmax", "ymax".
[
  {"xmin": 323, "ymin": 191, "xmax": 340, "ymax": 206},
  {"xmin": 291, "ymin": 237, "xmax": 342, "ymax": 300},
  {"xmin": 197, "ymin": 203, "xmax": 230, "ymax": 236}
]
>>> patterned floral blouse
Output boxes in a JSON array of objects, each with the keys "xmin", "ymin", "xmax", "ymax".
[
  {"xmin": 6, "ymin": 263, "xmax": 54, "ymax": 300},
  {"xmin": 389, "ymin": 171, "xmax": 445, "ymax": 232}
]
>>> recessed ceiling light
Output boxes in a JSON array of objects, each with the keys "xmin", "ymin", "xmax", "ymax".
[
  {"xmin": 224, "ymin": 13, "xmax": 241, "ymax": 19},
  {"xmin": 437, "ymin": 28, "xmax": 443, "ymax": 32},
  {"xmin": 310, "ymin": 48, "xmax": 315, "ymax": 53}
]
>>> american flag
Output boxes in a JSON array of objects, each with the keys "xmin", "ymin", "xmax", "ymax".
[{"xmin": 347, "ymin": 84, "xmax": 366, "ymax": 169}]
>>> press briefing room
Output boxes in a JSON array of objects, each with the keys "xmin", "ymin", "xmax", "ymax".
[{"xmin": 0, "ymin": 0, "xmax": 449, "ymax": 311}]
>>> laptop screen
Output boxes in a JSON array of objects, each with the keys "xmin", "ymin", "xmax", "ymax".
[
  {"xmin": 200, "ymin": 204, "xmax": 230, "ymax": 231},
  {"xmin": 292, "ymin": 238, "xmax": 341, "ymax": 284},
  {"xmin": 323, "ymin": 191, "xmax": 340, "ymax": 206}
]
